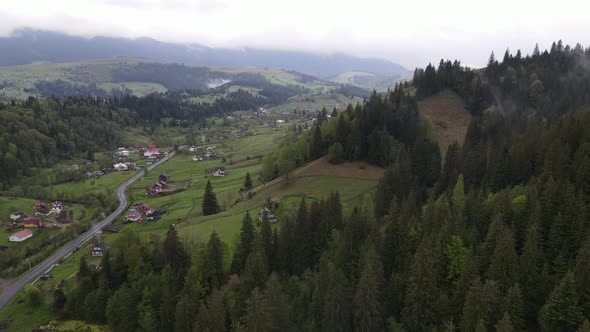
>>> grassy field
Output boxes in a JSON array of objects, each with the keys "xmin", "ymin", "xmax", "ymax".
[
  {"xmin": 0, "ymin": 197, "xmax": 94, "ymax": 248},
  {"xmin": 269, "ymin": 92, "xmax": 363, "ymax": 113},
  {"xmin": 417, "ymin": 89, "xmax": 471, "ymax": 153}
]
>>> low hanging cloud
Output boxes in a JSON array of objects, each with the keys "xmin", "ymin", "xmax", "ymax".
[{"xmin": 1, "ymin": 0, "xmax": 589, "ymax": 68}]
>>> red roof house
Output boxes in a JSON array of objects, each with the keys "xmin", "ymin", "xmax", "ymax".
[
  {"xmin": 126, "ymin": 211, "xmax": 142, "ymax": 223},
  {"xmin": 9, "ymin": 229, "xmax": 33, "ymax": 242},
  {"xmin": 23, "ymin": 217, "xmax": 41, "ymax": 228}
]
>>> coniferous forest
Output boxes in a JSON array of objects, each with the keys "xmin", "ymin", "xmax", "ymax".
[{"xmin": 50, "ymin": 42, "xmax": 590, "ymax": 331}]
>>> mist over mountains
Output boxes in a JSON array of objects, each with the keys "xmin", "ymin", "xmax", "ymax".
[{"xmin": 0, "ymin": 29, "xmax": 408, "ymax": 78}]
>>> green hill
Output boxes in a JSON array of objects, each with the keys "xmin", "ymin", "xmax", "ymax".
[{"xmin": 0, "ymin": 58, "xmax": 338, "ymax": 100}]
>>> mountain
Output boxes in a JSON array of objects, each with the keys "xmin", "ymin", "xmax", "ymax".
[{"xmin": 0, "ymin": 29, "xmax": 408, "ymax": 78}]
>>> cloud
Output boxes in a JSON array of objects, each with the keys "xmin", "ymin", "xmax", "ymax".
[{"xmin": 0, "ymin": 0, "xmax": 589, "ymax": 68}]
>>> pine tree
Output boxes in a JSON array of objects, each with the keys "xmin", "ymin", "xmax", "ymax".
[
  {"xmin": 461, "ymin": 278, "xmax": 501, "ymax": 332},
  {"xmin": 106, "ymin": 284, "xmax": 138, "ymax": 332},
  {"xmin": 242, "ymin": 237, "xmax": 270, "ymax": 292},
  {"xmin": 243, "ymin": 172, "xmax": 253, "ymax": 190},
  {"xmin": 495, "ymin": 313, "xmax": 514, "ymax": 332},
  {"xmin": 207, "ymin": 231, "xmax": 225, "ymax": 289},
  {"xmin": 487, "ymin": 226, "xmax": 518, "ymax": 290},
  {"xmin": 354, "ymin": 243, "xmax": 385, "ymax": 331},
  {"xmin": 242, "ymin": 288, "xmax": 272, "ymax": 331},
  {"xmin": 78, "ymin": 256, "xmax": 91, "ymax": 279},
  {"xmin": 202, "ymin": 180, "xmax": 220, "ymax": 215},
  {"xmin": 231, "ymin": 212, "xmax": 255, "ymax": 274},
  {"xmin": 260, "ymin": 218, "xmax": 273, "ymax": 272},
  {"xmin": 162, "ymin": 225, "xmax": 188, "ymax": 276},
  {"xmin": 264, "ymin": 273, "xmax": 293, "ymax": 331},
  {"xmin": 311, "ymin": 125, "xmax": 323, "ymax": 159},
  {"xmin": 322, "ymin": 268, "xmax": 353, "ymax": 332},
  {"xmin": 539, "ymin": 272, "xmax": 584, "ymax": 331},
  {"xmin": 575, "ymin": 238, "xmax": 590, "ymax": 317},
  {"xmin": 503, "ymin": 284, "xmax": 525, "ymax": 330},
  {"xmin": 402, "ymin": 239, "xmax": 439, "ymax": 330}
]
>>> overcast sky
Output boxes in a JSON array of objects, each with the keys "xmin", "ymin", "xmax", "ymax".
[{"xmin": 1, "ymin": 0, "xmax": 589, "ymax": 68}]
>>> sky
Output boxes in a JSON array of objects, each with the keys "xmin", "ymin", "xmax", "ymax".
[{"xmin": 1, "ymin": 0, "xmax": 589, "ymax": 68}]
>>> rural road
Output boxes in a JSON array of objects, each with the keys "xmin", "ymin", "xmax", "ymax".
[{"xmin": 0, "ymin": 150, "xmax": 177, "ymax": 310}]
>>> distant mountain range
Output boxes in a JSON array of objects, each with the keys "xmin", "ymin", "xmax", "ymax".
[{"xmin": 0, "ymin": 29, "xmax": 408, "ymax": 79}]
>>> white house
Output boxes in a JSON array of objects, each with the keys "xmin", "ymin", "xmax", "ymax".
[
  {"xmin": 118, "ymin": 150, "xmax": 129, "ymax": 157},
  {"xmin": 113, "ymin": 163, "xmax": 129, "ymax": 171},
  {"xmin": 9, "ymin": 229, "xmax": 33, "ymax": 242},
  {"xmin": 212, "ymin": 167, "xmax": 225, "ymax": 177},
  {"xmin": 10, "ymin": 211, "xmax": 25, "ymax": 221}
]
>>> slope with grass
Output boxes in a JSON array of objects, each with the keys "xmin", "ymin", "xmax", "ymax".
[{"xmin": 417, "ymin": 88, "xmax": 471, "ymax": 153}]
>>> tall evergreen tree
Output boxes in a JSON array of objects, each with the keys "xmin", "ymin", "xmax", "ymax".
[
  {"xmin": 322, "ymin": 268, "xmax": 353, "ymax": 332},
  {"xmin": 207, "ymin": 231, "xmax": 225, "ymax": 289},
  {"xmin": 354, "ymin": 243, "xmax": 385, "ymax": 331},
  {"xmin": 243, "ymin": 172, "xmax": 253, "ymax": 190},
  {"xmin": 539, "ymin": 272, "xmax": 584, "ymax": 331},
  {"xmin": 106, "ymin": 284, "xmax": 138, "ymax": 332},
  {"xmin": 202, "ymin": 180, "xmax": 220, "ymax": 215},
  {"xmin": 231, "ymin": 212, "xmax": 255, "ymax": 274}
]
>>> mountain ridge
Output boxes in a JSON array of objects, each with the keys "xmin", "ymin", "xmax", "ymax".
[{"xmin": 0, "ymin": 29, "xmax": 409, "ymax": 78}]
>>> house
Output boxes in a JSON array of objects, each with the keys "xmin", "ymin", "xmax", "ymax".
[
  {"xmin": 9, "ymin": 211, "xmax": 25, "ymax": 221},
  {"xmin": 118, "ymin": 150, "xmax": 130, "ymax": 158},
  {"xmin": 149, "ymin": 183, "xmax": 164, "ymax": 196},
  {"xmin": 126, "ymin": 211, "xmax": 142, "ymax": 223},
  {"xmin": 143, "ymin": 144, "xmax": 159, "ymax": 157},
  {"xmin": 89, "ymin": 237, "xmax": 108, "ymax": 257},
  {"xmin": 9, "ymin": 229, "xmax": 33, "ymax": 242},
  {"xmin": 212, "ymin": 167, "xmax": 225, "ymax": 177},
  {"xmin": 159, "ymin": 173, "xmax": 169, "ymax": 183},
  {"xmin": 113, "ymin": 163, "xmax": 128, "ymax": 171},
  {"xmin": 33, "ymin": 202, "xmax": 47, "ymax": 210},
  {"xmin": 189, "ymin": 145, "xmax": 197, "ymax": 152},
  {"xmin": 137, "ymin": 203, "xmax": 151, "ymax": 213},
  {"xmin": 23, "ymin": 217, "xmax": 41, "ymax": 228},
  {"xmin": 51, "ymin": 201, "xmax": 63, "ymax": 212},
  {"xmin": 257, "ymin": 208, "xmax": 278, "ymax": 223},
  {"xmin": 70, "ymin": 164, "xmax": 80, "ymax": 170}
]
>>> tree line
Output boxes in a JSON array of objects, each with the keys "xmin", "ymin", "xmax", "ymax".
[{"xmin": 413, "ymin": 41, "xmax": 590, "ymax": 118}]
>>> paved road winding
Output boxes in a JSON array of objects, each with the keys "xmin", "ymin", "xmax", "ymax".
[{"xmin": 0, "ymin": 150, "xmax": 176, "ymax": 310}]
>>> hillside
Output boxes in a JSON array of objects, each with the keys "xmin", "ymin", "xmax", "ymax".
[
  {"xmin": 331, "ymin": 71, "xmax": 412, "ymax": 91},
  {"xmin": 0, "ymin": 58, "xmax": 337, "ymax": 100},
  {"xmin": 0, "ymin": 29, "xmax": 408, "ymax": 78},
  {"xmin": 417, "ymin": 88, "xmax": 471, "ymax": 152}
]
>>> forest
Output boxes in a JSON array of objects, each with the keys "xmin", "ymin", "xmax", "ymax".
[{"xmin": 15, "ymin": 41, "xmax": 590, "ymax": 331}]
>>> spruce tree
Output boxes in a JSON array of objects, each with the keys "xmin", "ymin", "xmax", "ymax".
[
  {"xmin": 231, "ymin": 211, "xmax": 255, "ymax": 274},
  {"xmin": 264, "ymin": 273, "xmax": 293, "ymax": 330},
  {"xmin": 243, "ymin": 172, "xmax": 253, "ymax": 190},
  {"xmin": 495, "ymin": 313, "xmax": 514, "ymax": 332},
  {"xmin": 106, "ymin": 284, "xmax": 138, "ymax": 332},
  {"xmin": 207, "ymin": 231, "xmax": 225, "ymax": 289},
  {"xmin": 539, "ymin": 272, "xmax": 584, "ymax": 331},
  {"xmin": 202, "ymin": 180, "xmax": 220, "ymax": 215},
  {"xmin": 487, "ymin": 226, "xmax": 518, "ymax": 290},
  {"xmin": 242, "ymin": 288, "xmax": 272, "ymax": 331},
  {"xmin": 575, "ymin": 238, "xmax": 590, "ymax": 317},
  {"xmin": 322, "ymin": 268, "xmax": 353, "ymax": 332},
  {"xmin": 354, "ymin": 243, "xmax": 385, "ymax": 332}
]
